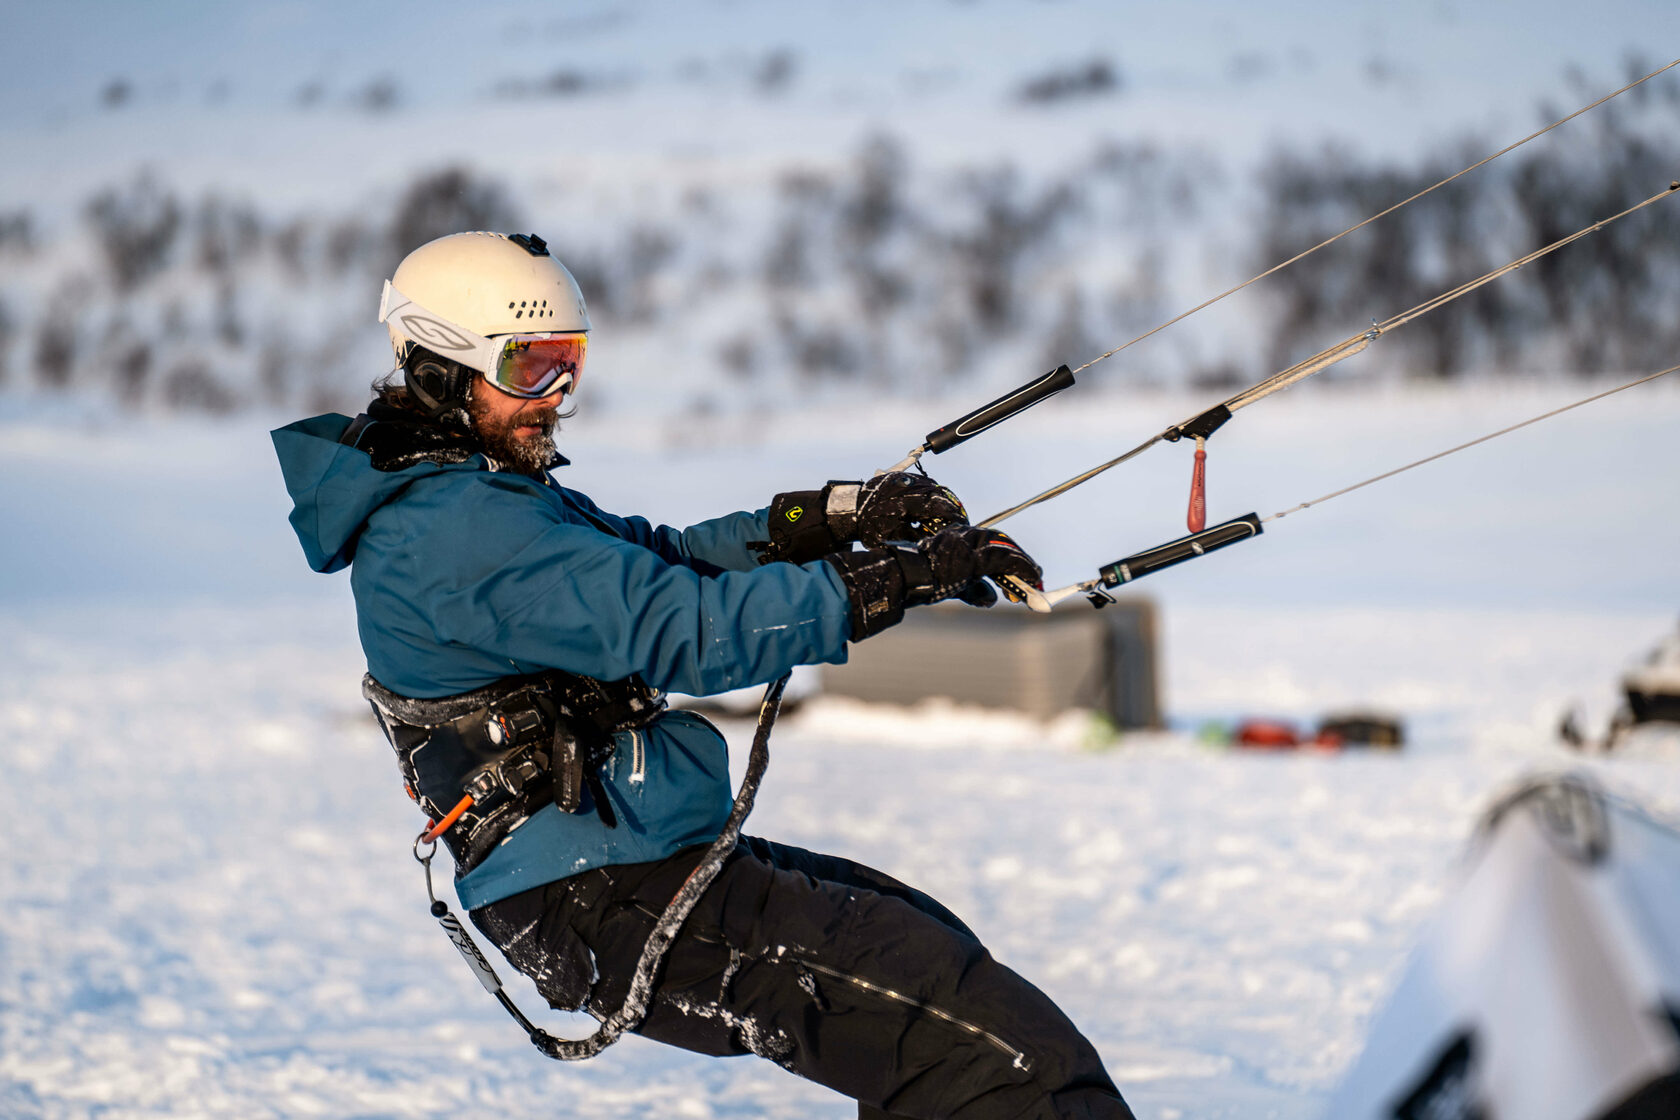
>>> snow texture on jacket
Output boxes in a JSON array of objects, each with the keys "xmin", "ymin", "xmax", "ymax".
[{"xmin": 271, "ymin": 412, "xmax": 854, "ymax": 909}]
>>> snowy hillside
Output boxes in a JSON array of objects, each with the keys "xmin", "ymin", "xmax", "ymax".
[{"xmin": 1, "ymin": 2, "xmax": 1676, "ymax": 420}]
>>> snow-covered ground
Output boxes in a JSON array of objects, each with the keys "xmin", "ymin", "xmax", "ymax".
[{"xmin": 3, "ymin": 385, "xmax": 1678, "ymax": 1118}]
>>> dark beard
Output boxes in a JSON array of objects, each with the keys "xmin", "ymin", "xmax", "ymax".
[{"xmin": 467, "ymin": 389, "xmax": 562, "ymax": 477}]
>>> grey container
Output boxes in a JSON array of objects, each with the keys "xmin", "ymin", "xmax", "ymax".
[{"xmin": 820, "ymin": 597, "xmax": 1161, "ymax": 728}]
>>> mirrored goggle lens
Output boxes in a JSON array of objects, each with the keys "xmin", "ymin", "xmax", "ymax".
[{"xmin": 490, "ymin": 334, "xmax": 587, "ymax": 398}]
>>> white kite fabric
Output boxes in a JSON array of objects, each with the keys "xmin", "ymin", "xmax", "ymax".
[{"xmin": 1326, "ymin": 775, "xmax": 1680, "ymax": 1120}]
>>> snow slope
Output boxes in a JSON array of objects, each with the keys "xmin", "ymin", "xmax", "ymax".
[{"xmin": 2, "ymin": 386, "xmax": 1678, "ymax": 1118}]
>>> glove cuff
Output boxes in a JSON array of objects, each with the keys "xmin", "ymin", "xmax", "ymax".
[
  {"xmin": 894, "ymin": 543, "xmax": 938, "ymax": 607},
  {"xmin": 760, "ymin": 489, "xmax": 842, "ymax": 565},
  {"xmin": 821, "ymin": 480, "xmax": 863, "ymax": 540},
  {"xmin": 824, "ymin": 548, "xmax": 909, "ymax": 641}
]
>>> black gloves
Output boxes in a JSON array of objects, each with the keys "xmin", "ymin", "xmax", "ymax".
[
  {"xmin": 825, "ymin": 526, "xmax": 1044, "ymax": 641},
  {"xmin": 754, "ymin": 472, "xmax": 1036, "ymax": 641},
  {"xmin": 847, "ymin": 472, "xmax": 970, "ymax": 548},
  {"xmin": 754, "ymin": 472, "xmax": 970, "ymax": 565}
]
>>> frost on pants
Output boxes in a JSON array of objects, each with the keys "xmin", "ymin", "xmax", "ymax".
[{"xmin": 470, "ymin": 907, "xmax": 598, "ymax": 1013}]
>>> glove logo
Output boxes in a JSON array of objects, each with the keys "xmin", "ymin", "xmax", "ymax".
[{"xmin": 785, "ymin": 506, "xmax": 804, "ymax": 523}]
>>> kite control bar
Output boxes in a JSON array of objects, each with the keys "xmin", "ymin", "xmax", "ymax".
[
  {"xmin": 1014, "ymin": 513, "xmax": 1264, "ymax": 611},
  {"xmin": 873, "ymin": 365, "xmax": 1258, "ymax": 611},
  {"xmin": 1098, "ymin": 513, "xmax": 1262, "ymax": 587},
  {"xmin": 884, "ymin": 365, "xmax": 1075, "ymax": 473}
]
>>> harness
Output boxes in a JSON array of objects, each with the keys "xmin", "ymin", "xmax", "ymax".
[
  {"xmin": 338, "ymin": 402, "xmax": 763, "ymax": 1062},
  {"xmin": 362, "ymin": 670, "xmax": 666, "ymax": 870}
]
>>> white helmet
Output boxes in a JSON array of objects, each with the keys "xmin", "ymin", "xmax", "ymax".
[{"xmin": 377, "ymin": 232, "xmax": 591, "ymax": 417}]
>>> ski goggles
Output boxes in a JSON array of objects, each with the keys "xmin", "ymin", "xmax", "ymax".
[
  {"xmin": 379, "ymin": 281, "xmax": 587, "ymax": 399},
  {"xmin": 489, "ymin": 334, "xmax": 586, "ymax": 398}
]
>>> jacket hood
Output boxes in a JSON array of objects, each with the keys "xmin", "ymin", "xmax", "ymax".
[{"xmin": 272, "ymin": 412, "xmax": 476, "ymax": 573}]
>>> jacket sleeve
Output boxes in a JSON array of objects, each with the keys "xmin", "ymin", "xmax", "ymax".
[
  {"xmin": 422, "ymin": 478, "xmax": 851, "ymax": 696},
  {"xmin": 557, "ymin": 485, "xmax": 772, "ymax": 572}
]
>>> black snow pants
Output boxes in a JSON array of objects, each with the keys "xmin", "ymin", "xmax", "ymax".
[{"xmin": 471, "ymin": 836, "xmax": 1135, "ymax": 1120}]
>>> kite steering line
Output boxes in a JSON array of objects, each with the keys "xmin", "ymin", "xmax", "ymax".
[
  {"xmin": 1022, "ymin": 362, "xmax": 1680, "ymax": 611},
  {"xmin": 978, "ymin": 179, "xmax": 1680, "ymax": 536},
  {"xmin": 982, "ymin": 178, "xmax": 1680, "ymax": 610}
]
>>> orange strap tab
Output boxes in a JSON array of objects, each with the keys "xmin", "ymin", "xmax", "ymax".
[
  {"xmin": 1187, "ymin": 437, "xmax": 1207, "ymax": 533},
  {"xmin": 422, "ymin": 794, "xmax": 475, "ymax": 844}
]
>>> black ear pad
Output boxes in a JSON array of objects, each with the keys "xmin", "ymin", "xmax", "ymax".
[{"xmin": 405, "ymin": 357, "xmax": 470, "ymax": 418}]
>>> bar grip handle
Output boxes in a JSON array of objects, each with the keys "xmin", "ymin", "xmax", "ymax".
[
  {"xmin": 923, "ymin": 365, "xmax": 1075, "ymax": 454},
  {"xmin": 1098, "ymin": 513, "xmax": 1262, "ymax": 586}
]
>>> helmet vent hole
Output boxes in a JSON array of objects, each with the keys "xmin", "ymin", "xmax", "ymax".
[
  {"xmin": 515, "ymin": 310, "xmax": 523, "ymax": 318},
  {"xmin": 507, "ymin": 302, "xmax": 515, "ymax": 309}
]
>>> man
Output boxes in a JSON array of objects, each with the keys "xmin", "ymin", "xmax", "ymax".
[{"xmin": 272, "ymin": 231, "xmax": 1135, "ymax": 1119}]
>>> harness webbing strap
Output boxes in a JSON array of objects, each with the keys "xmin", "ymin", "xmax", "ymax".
[{"xmin": 415, "ymin": 673, "xmax": 790, "ymax": 1062}]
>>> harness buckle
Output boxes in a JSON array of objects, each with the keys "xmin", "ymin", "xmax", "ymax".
[{"xmin": 463, "ymin": 741, "xmax": 550, "ymax": 803}]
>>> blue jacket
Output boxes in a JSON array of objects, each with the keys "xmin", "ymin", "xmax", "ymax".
[{"xmin": 272, "ymin": 412, "xmax": 855, "ymax": 909}]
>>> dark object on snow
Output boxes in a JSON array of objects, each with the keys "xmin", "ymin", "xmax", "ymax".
[
  {"xmin": 1624, "ymin": 688, "xmax": 1680, "ymax": 724},
  {"xmin": 820, "ymin": 597, "xmax": 1160, "ymax": 728},
  {"xmin": 1232, "ymin": 718, "xmax": 1301, "ymax": 750},
  {"xmin": 1316, "ymin": 712, "xmax": 1405, "ymax": 750},
  {"xmin": 1559, "ymin": 707, "xmax": 1588, "ymax": 751},
  {"xmin": 1326, "ymin": 774, "xmax": 1680, "ymax": 1120},
  {"xmin": 1588, "ymin": 623, "xmax": 1680, "ymax": 751},
  {"xmin": 1622, "ymin": 625, "xmax": 1680, "ymax": 726}
]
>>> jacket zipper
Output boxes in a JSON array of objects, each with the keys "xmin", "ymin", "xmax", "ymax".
[
  {"xmin": 630, "ymin": 731, "xmax": 645, "ymax": 784},
  {"xmin": 796, "ymin": 959, "xmax": 1032, "ymax": 1072}
]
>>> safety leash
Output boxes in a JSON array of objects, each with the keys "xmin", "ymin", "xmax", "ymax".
[{"xmin": 415, "ymin": 673, "xmax": 789, "ymax": 1060}]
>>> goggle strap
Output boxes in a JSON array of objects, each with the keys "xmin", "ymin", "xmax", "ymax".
[{"xmin": 378, "ymin": 281, "xmax": 502, "ymax": 375}]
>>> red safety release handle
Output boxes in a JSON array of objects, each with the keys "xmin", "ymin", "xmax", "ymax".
[{"xmin": 1187, "ymin": 438, "xmax": 1207, "ymax": 533}]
